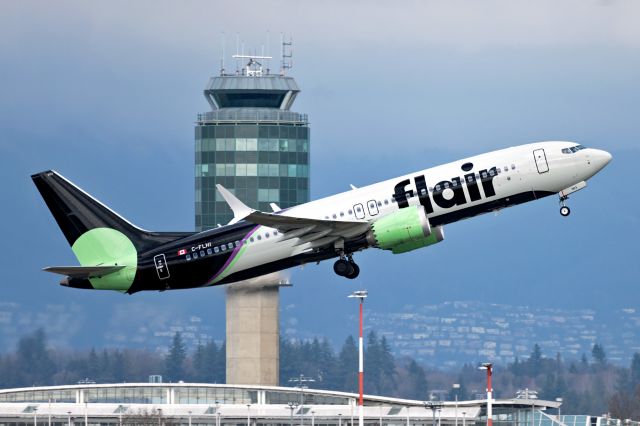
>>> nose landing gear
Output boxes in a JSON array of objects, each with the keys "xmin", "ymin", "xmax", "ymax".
[{"xmin": 333, "ymin": 254, "xmax": 360, "ymax": 279}]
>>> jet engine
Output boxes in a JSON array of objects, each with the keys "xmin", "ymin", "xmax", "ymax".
[{"xmin": 366, "ymin": 206, "xmax": 445, "ymax": 254}]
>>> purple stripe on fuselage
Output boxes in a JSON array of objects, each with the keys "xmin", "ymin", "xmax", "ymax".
[{"xmin": 208, "ymin": 225, "xmax": 260, "ymax": 283}]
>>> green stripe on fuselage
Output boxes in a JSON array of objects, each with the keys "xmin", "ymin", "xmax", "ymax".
[
  {"xmin": 71, "ymin": 228, "xmax": 137, "ymax": 291},
  {"xmin": 211, "ymin": 244, "xmax": 249, "ymax": 284}
]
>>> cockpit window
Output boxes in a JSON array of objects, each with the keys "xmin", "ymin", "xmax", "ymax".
[{"xmin": 562, "ymin": 144, "xmax": 586, "ymax": 154}]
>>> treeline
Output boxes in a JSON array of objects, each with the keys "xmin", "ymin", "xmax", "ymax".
[{"xmin": 1, "ymin": 329, "xmax": 639, "ymax": 420}]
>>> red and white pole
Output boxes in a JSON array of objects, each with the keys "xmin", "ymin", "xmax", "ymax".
[
  {"xmin": 358, "ymin": 296, "xmax": 364, "ymax": 426},
  {"xmin": 485, "ymin": 364, "xmax": 493, "ymax": 426},
  {"xmin": 349, "ymin": 290, "xmax": 368, "ymax": 426}
]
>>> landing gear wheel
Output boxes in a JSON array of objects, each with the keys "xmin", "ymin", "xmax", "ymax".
[
  {"xmin": 560, "ymin": 206, "xmax": 571, "ymax": 217},
  {"xmin": 333, "ymin": 259, "xmax": 353, "ymax": 277},
  {"xmin": 345, "ymin": 262, "xmax": 360, "ymax": 279}
]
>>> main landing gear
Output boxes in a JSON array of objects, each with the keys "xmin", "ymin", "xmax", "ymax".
[
  {"xmin": 559, "ymin": 195, "xmax": 571, "ymax": 217},
  {"xmin": 334, "ymin": 254, "xmax": 360, "ymax": 279}
]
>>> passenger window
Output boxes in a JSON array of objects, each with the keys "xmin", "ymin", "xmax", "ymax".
[
  {"xmin": 435, "ymin": 184, "xmax": 441, "ymax": 191},
  {"xmin": 257, "ymin": 235, "xmax": 262, "ymax": 240},
  {"xmin": 273, "ymin": 230, "xmax": 278, "ymax": 235},
  {"xmin": 444, "ymin": 182, "xmax": 450, "ymax": 189},
  {"xmin": 511, "ymin": 164, "xmax": 515, "ymax": 170},
  {"xmin": 340, "ymin": 212, "xmax": 344, "ymax": 217},
  {"xmin": 200, "ymin": 250, "xmax": 205, "ymax": 257},
  {"xmin": 356, "ymin": 206, "xmax": 362, "ymax": 212},
  {"xmin": 214, "ymin": 246, "xmax": 220, "ymax": 253},
  {"xmin": 220, "ymin": 245, "xmax": 226, "ymax": 252},
  {"xmin": 332, "ymin": 214, "xmax": 337, "ymax": 219},
  {"xmin": 377, "ymin": 201, "xmax": 382, "ymax": 207},
  {"xmin": 193, "ymin": 252, "xmax": 199, "ymax": 259},
  {"xmin": 384, "ymin": 199, "xmax": 388, "ymax": 205},
  {"xmin": 504, "ymin": 166, "xmax": 508, "ymax": 172},
  {"xmin": 227, "ymin": 243, "xmax": 234, "ymax": 249},
  {"xmin": 249, "ymin": 237, "xmax": 254, "ymax": 243},
  {"xmin": 265, "ymin": 232, "xmax": 270, "ymax": 238},
  {"xmin": 207, "ymin": 248, "xmax": 212, "ymax": 255},
  {"xmin": 186, "ymin": 254, "xmax": 192, "ymax": 261},
  {"xmin": 348, "ymin": 209, "xmax": 353, "ymax": 215},
  {"xmin": 235, "ymin": 240, "xmax": 241, "ymax": 247}
]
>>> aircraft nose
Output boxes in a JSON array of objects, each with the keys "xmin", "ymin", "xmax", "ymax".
[{"xmin": 590, "ymin": 149, "xmax": 612, "ymax": 172}]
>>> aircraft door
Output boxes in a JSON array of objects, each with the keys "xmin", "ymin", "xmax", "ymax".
[
  {"xmin": 533, "ymin": 149, "xmax": 549, "ymax": 174},
  {"xmin": 367, "ymin": 199, "xmax": 379, "ymax": 216},
  {"xmin": 153, "ymin": 254, "xmax": 170, "ymax": 280},
  {"xmin": 353, "ymin": 203, "xmax": 365, "ymax": 219}
]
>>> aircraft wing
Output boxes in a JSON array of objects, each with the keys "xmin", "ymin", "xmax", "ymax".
[
  {"xmin": 216, "ymin": 184, "xmax": 370, "ymax": 241},
  {"xmin": 43, "ymin": 265, "xmax": 125, "ymax": 279}
]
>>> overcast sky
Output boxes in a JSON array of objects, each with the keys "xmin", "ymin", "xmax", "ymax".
[{"xmin": 0, "ymin": 1, "xmax": 638, "ymax": 349}]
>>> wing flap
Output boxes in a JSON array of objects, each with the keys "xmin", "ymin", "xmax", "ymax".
[{"xmin": 43, "ymin": 265, "xmax": 125, "ymax": 279}]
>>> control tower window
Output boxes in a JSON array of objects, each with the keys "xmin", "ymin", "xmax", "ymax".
[{"xmin": 214, "ymin": 92, "xmax": 287, "ymax": 108}]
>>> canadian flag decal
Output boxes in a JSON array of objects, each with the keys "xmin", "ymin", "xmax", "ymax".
[{"xmin": 178, "ymin": 249, "xmax": 187, "ymax": 256}]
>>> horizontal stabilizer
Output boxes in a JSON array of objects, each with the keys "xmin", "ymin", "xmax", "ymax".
[{"xmin": 43, "ymin": 265, "xmax": 125, "ymax": 279}]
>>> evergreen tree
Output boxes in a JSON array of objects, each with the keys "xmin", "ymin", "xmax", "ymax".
[
  {"xmin": 580, "ymin": 353, "xmax": 589, "ymax": 372},
  {"xmin": 568, "ymin": 362, "xmax": 578, "ymax": 374},
  {"xmin": 87, "ymin": 348, "xmax": 100, "ymax": 381},
  {"xmin": 365, "ymin": 331, "xmax": 382, "ymax": 394},
  {"xmin": 165, "ymin": 332, "xmax": 187, "ymax": 382},
  {"xmin": 406, "ymin": 360, "xmax": 428, "ymax": 400},
  {"xmin": 316, "ymin": 339, "xmax": 339, "ymax": 390},
  {"xmin": 100, "ymin": 349, "xmax": 112, "ymax": 382},
  {"xmin": 378, "ymin": 336, "xmax": 396, "ymax": 394},
  {"xmin": 192, "ymin": 342, "xmax": 206, "ymax": 382},
  {"xmin": 528, "ymin": 344, "xmax": 543, "ymax": 376},
  {"xmin": 591, "ymin": 343, "xmax": 607, "ymax": 365},
  {"xmin": 279, "ymin": 338, "xmax": 296, "ymax": 386},
  {"xmin": 215, "ymin": 341, "xmax": 226, "ymax": 383},
  {"xmin": 338, "ymin": 336, "xmax": 358, "ymax": 393},
  {"xmin": 15, "ymin": 328, "xmax": 55, "ymax": 386},
  {"xmin": 112, "ymin": 350, "xmax": 126, "ymax": 382},
  {"xmin": 629, "ymin": 352, "xmax": 640, "ymax": 389}
]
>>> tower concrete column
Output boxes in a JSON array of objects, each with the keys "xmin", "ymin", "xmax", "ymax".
[{"xmin": 226, "ymin": 282, "xmax": 280, "ymax": 385}]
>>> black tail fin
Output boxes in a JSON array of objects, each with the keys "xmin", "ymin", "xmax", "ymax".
[{"xmin": 32, "ymin": 170, "xmax": 191, "ymax": 252}]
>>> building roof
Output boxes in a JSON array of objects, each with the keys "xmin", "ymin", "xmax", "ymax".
[{"xmin": 206, "ymin": 76, "xmax": 299, "ymax": 92}]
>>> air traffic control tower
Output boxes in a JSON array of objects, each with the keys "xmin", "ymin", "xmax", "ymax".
[{"xmin": 195, "ymin": 46, "xmax": 309, "ymax": 385}]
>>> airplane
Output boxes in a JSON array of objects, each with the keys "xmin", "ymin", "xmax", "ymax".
[{"xmin": 32, "ymin": 141, "xmax": 611, "ymax": 293}]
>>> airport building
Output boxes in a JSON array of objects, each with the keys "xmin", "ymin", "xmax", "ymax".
[{"xmin": 1, "ymin": 382, "xmax": 618, "ymax": 426}]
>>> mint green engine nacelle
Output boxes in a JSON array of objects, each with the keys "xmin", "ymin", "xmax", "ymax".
[{"xmin": 366, "ymin": 206, "xmax": 445, "ymax": 254}]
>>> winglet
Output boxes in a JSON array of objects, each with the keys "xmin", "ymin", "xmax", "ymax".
[
  {"xmin": 269, "ymin": 203, "xmax": 281, "ymax": 212},
  {"xmin": 216, "ymin": 184, "xmax": 254, "ymax": 224}
]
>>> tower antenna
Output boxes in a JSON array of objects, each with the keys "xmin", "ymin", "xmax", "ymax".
[
  {"xmin": 235, "ymin": 33, "xmax": 240, "ymax": 75},
  {"xmin": 280, "ymin": 34, "xmax": 293, "ymax": 76},
  {"xmin": 220, "ymin": 32, "xmax": 226, "ymax": 76},
  {"xmin": 266, "ymin": 31, "xmax": 271, "ymax": 74}
]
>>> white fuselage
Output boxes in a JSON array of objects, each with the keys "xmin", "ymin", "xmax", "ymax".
[{"xmin": 212, "ymin": 141, "xmax": 611, "ymax": 283}]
